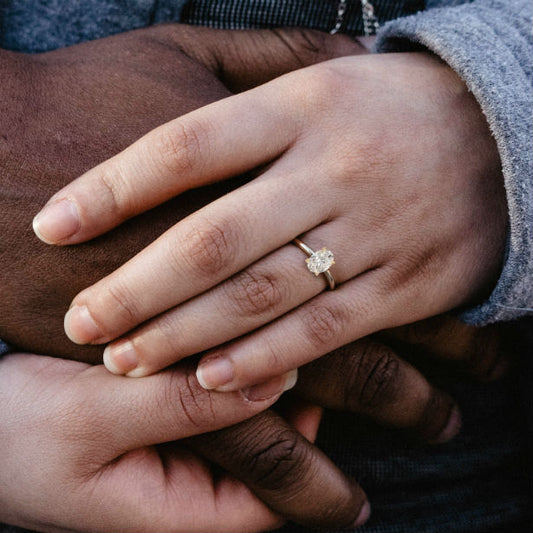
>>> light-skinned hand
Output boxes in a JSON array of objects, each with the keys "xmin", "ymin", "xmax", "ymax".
[
  {"xmin": 0, "ymin": 352, "xmax": 362, "ymax": 532},
  {"xmin": 34, "ymin": 53, "xmax": 507, "ymax": 392}
]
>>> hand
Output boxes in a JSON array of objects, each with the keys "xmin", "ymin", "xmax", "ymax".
[
  {"xmin": 190, "ymin": 314, "xmax": 512, "ymax": 526},
  {"xmin": 37, "ymin": 53, "xmax": 508, "ymax": 389},
  {"xmin": 0, "ymin": 26, "xmax": 376, "ymax": 531},
  {"xmin": 0, "ymin": 352, "xmax": 372, "ymax": 532},
  {"xmin": 1, "ymin": 314, "xmax": 509, "ymax": 532},
  {"xmin": 0, "ymin": 25, "xmax": 365, "ymax": 361}
]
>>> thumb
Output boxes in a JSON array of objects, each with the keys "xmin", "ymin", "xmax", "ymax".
[{"xmin": 168, "ymin": 26, "xmax": 368, "ymax": 92}]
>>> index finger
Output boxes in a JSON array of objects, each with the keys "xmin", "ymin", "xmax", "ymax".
[
  {"xmin": 32, "ymin": 84, "xmax": 298, "ymax": 245},
  {"xmin": 295, "ymin": 337, "xmax": 462, "ymax": 444}
]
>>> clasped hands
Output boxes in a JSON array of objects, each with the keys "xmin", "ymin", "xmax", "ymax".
[{"xmin": 0, "ymin": 23, "xmax": 509, "ymax": 532}]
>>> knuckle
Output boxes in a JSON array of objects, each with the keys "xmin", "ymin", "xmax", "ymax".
[
  {"xmin": 345, "ymin": 345, "xmax": 401, "ymax": 411},
  {"xmin": 278, "ymin": 28, "xmax": 365, "ymax": 62},
  {"xmin": 305, "ymin": 65, "xmax": 338, "ymax": 103},
  {"xmin": 149, "ymin": 312, "xmax": 184, "ymax": 355},
  {"xmin": 289, "ymin": 65, "xmax": 339, "ymax": 118},
  {"xmin": 246, "ymin": 428, "xmax": 306, "ymax": 489},
  {"xmin": 181, "ymin": 217, "xmax": 238, "ymax": 276},
  {"xmin": 302, "ymin": 302, "xmax": 345, "ymax": 347},
  {"xmin": 381, "ymin": 242, "xmax": 439, "ymax": 291},
  {"xmin": 159, "ymin": 367, "xmax": 214, "ymax": 428},
  {"xmin": 151, "ymin": 118, "xmax": 208, "ymax": 176},
  {"xmin": 291, "ymin": 28, "xmax": 326, "ymax": 53},
  {"xmin": 97, "ymin": 165, "xmax": 133, "ymax": 218},
  {"xmin": 272, "ymin": 28, "xmax": 325, "ymax": 64},
  {"xmin": 102, "ymin": 281, "xmax": 139, "ymax": 331},
  {"xmin": 331, "ymin": 135, "xmax": 394, "ymax": 190},
  {"xmin": 226, "ymin": 268, "xmax": 285, "ymax": 317}
]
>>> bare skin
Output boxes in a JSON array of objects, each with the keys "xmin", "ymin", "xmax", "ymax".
[
  {"xmin": 37, "ymin": 53, "xmax": 507, "ymax": 391},
  {"xmin": 1, "ymin": 25, "xmax": 510, "ymax": 532}
]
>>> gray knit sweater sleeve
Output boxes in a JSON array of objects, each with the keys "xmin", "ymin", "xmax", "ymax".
[{"xmin": 375, "ymin": 0, "xmax": 533, "ymax": 326}]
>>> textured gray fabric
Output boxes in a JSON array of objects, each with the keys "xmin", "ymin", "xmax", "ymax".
[
  {"xmin": 0, "ymin": 0, "xmax": 423, "ymax": 52},
  {"xmin": 374, "ymin": 0, "xmax": 533, "ymax": 325},
  {"xmin": 0, "ymin": 0, "xmax": 188, "ymax": 52}
]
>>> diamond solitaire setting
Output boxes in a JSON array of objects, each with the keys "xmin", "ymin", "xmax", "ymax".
[
  {"xmin": 293, "ymin": 238, "xmax": 336, "ymax": 290},
  {"xmin": 305, "ymin": 248, "xmax": 335, "ymax": 276}
]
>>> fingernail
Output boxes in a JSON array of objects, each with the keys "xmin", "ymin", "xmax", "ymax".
[
  {"xmin": 353, "ymin": 501, "xmax": 371, "ymax": 528},
  {"xmin": 33, "ymin": 199, "xmax": 81, "ymax": 244},
  {"xmin": 196, "ymin": 357, "xmax": 235, "ymax": 390},
  {"xmin": 103, "ymin": 341, "xmax": 138, "ymax": 375},
  {"xmin": 243, "ymin": 369, "xmax": 298, "ymax": 402},
  {"xmin": 432, "ymin": 405, "xmax": 462, "ymax": 444},
  {"xmin": 64, "ymin": 305, "xmax": 102, "ymax": 344}
]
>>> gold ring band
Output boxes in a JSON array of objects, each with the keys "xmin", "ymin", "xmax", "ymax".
[{"xmin": 293, "ymin": 238, "xmax": 336, "ymax": 290}]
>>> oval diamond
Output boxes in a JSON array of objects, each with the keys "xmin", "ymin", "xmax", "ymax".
[{"xmin": 305, "ymin": 248, "xmax": 335, "ymax": 275}]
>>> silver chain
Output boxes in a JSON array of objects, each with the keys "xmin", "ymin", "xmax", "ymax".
[
  {"xmin": 329, "ymin": 0, "xmax": 347, "ymax": 35},
  {"xmin": 330, "ymin": 0, "xmax": 380, "ymax": 36}
]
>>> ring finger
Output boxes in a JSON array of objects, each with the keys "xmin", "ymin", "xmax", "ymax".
[{"xmin": 194, "ymin": 263, "xmax": 435, "ymax": 391}]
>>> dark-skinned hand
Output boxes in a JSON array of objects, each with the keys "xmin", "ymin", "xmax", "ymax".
[{"xmin": 1, "ymin": 315, "xmax": 511, "ymax": 531}]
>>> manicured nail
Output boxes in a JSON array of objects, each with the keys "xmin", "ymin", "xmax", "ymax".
[
  {"xmin": 196, "ymin": 357, "xmax": 235, "ymax": 390},
  {"xmin": 432, "ymin": 405, "xmax": 462, "ymax": 444},
  {"xmin": 103, "ymin": 341, "xmax": 138, "ymax": 375},
  {"xmin": 64, "ymin": 305, "xmax": 102, "ymax": 344},
  {"xmin": 33, "ymin": 199, "xmax": 81, "ymax": 244},
  {"xmin": 243, "ymin": 369, "xmax": 298, "ymax": 402},
  {"xmin": 353, "ymin": 501, "xmax": 371, "ymax": 528}
]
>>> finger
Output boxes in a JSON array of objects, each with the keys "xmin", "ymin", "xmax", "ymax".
[
  {"xmin": 101, "ymin": 220, "xmax": 377, "ymax": 377},
  {"xmin": 195, "ymin": 267, "xmax": 413, "ymax": 391},
  {"xmin": 171, "ymin": 26, "xmax": 367, "ymax": 92},
  {"xmin": 62, "ymin": 167, "xmax": 332, "ymax": 346},
  {"xmin": 89, "ymin": 444, "xmax": 284, "ymax": 533},
  {"xmin": 103, "ymin": 244, "xmax": 324, "ymax": 376},
  {"xmin": 296, "ymin": 338, "xmax": 462, "ymax": 444},
  {"xmin": 32, "ymin": 82, "xmax": 299, "ymax": 245},
  {"xmin": 1, "ymin": 354, "xmax": 287, "ymax": 532},
  {"xmin": 385, "ymin": 315, "xmax": 510, "ymax": 381},
  {"xmin": 74, "ymin": 362, "xmax": 297, "ymax": 454},
  {"xmin": 189, "ymin": 410, "xmax": 370, "ymax": 530}
]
